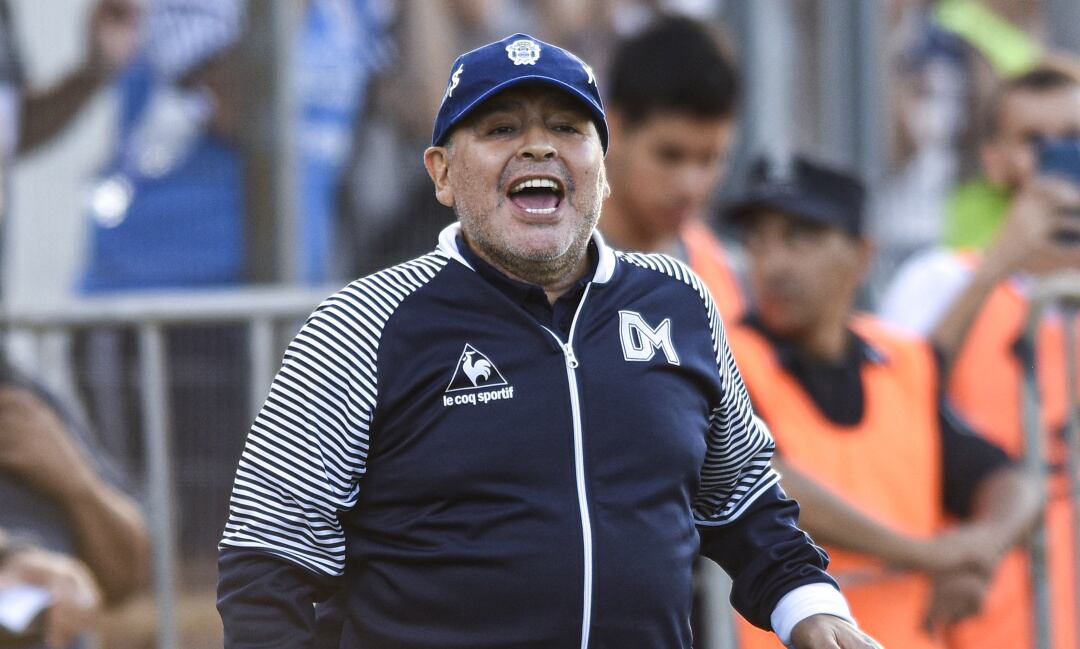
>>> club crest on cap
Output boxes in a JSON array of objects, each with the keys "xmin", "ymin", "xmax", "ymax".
[{"xmin": 506, "ymin": 39, "xmax": 541, "ymax": 65}]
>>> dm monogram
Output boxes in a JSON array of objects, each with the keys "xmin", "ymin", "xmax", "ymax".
[{"xmin": 618, "ymin": 311, "xmax": 680, "ymax": 366}]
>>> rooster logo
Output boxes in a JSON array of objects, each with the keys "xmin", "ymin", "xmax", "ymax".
[
  {"xmin": 461, "ymin": 351, "xmax": 492, "ymax": 386},
  {"xmin": 446, "ymin": 344, "xmax": 508, "ymax": 393}
]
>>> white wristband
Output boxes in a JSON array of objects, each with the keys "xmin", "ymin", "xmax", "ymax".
[{"xmin": 770, "ymin": 583, "xmax": 855, "ymax": 646}]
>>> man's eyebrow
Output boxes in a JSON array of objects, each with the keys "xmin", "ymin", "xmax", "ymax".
[{"xmin": 469, "ymin": 98, "xmax": 524, "ymax": 120}]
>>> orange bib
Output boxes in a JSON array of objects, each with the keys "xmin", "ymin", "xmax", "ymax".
[
  {"xmin": 680, "ymin": 218, "xmax": 745, "ymax": 323},
  {"xmin": 728, "ymin": 317, "xmax": 947, "ymax": 649},
  {"xmin": 946, "ymin": 253, "xmax": 1079, "ymax": 649}
]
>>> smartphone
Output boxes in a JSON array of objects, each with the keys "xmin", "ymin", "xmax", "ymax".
[
  {"xmin": 0, "ymin": 584, "xmax": 50, "ymax": 646},
  {"xmin": 1039, "ymin": 138, "xmax": 1080, "ymax": 244}
]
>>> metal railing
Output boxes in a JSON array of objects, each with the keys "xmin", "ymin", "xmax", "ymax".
[
  {"xmin": 2, "ymin": 285, "xmax": 335, "ymax": 649},
  {"xmin": 1023, "ymin": 271, "xmax": 1080, "ymax": 649}
]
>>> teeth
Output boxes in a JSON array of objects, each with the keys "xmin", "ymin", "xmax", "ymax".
[
  {"xmin": 511, "ymin": 178, "xmax": 560, "ymax": 193},
  {"xmin": 525, "ymin": 207, "xmax": 557, "ymax": 214}
]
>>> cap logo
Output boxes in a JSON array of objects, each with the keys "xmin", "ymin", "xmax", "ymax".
[
  {"xmin": 506, "ymin": 39, "xmax": 541, "ymax": 65},
  {"xmin": 765, "ymin": 155, "xmax": 798, "ymax": 194},
  {"xmin": 444, "ymin": 64, "xmax": 464, "ymax": 101},
  {"xmin": 581, "ymin": 61, "xmax": 596, "ymax": 85}
]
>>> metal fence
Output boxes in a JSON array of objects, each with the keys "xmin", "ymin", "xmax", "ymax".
[{"xmin": 2, "ymin": 286, "xmax": 334, "ymax": 649}]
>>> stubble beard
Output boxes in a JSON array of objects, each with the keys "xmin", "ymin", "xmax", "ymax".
[{"xmin": 457, "ymin": 173, "xmax": 605, "ymax": 288}]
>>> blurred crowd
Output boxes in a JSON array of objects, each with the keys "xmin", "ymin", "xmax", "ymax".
[{"xmin": 0, "ymin": 0, "xmax": 1078, "ymax": 647}]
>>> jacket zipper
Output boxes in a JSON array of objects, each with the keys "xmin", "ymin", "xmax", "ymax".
[{"xmin": 543, "ymin": 282, "xmax": 592, "ymax": 649}]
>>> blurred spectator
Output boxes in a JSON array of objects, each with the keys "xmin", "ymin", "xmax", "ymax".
[
  {"xmin": 16, "ymin": 0, "xmax": 141, "ymax": 158},
  {"xmin": 67, "ymin": 0, "xmax": 248, "ymax": 563},
  {"xmin": 872, "ymin": 18, "xmax": 972, "ymax": 285},
  {"xmin": 0, "ymin": 529, "xmax": 101, "ymax": 649},
  {"xmin": 0, "ymin": 0, "xmax": 141, "ymax": 297},
  {"xmin": 79, "ymin": 0, "xmax": 245, "ymax": 293},
  {"xmin": 725, "ymin": 156, "xmax": 1040, "ymax": 649},
  {"xmin": 295, "ymin": 0, "xmax": 393, "ymax": 282},
  {"xmin": 599, "ymin": 14, "xmax": 744, "ymax": 321},
  {"xmin": 294, "ymin": 0, "xmax": 391, "ymax": 284},
  {"xmin": 879, "ymin": 62, "xmax": 1080, "ymax": 649},
  {"xmin": 0, "ymin": 357, "xmax": 150, "ymax": 649}
]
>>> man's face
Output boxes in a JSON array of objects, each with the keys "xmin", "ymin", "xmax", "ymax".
[
  {"xmin": 605, "ymin": 111, "xmax": 734, "ymax": 236},
  {"xmin": 984, "ymin": 86, "xmax": 1080, "ymax": 190},
  {"xmin": 742, "ymin": 210, "xmax": 868, "ymax": 338},
  {"xmin": 424, "ymin": 84, "xmax": 609, "ymax": 282}
]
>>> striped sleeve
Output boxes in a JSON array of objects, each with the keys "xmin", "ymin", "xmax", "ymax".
[
  {"xmin": 219, "ymin": 254, "xmax": 448, "ymax": 576},
  {"xmin": 617, "ymin": 252, "xmax": 779, "ymax": 525}
]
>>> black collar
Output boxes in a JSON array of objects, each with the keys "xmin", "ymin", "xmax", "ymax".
[
  {"xmin": 740, "ymin": 312, "xmax": 887, "ymax": 427},
  {"xmin": 456, "ymin": 235, "xmax": 599, "ymax": 336},
  {"xmin": 456, "ymin": 234, "xmax": 598, "ymax": 308}
]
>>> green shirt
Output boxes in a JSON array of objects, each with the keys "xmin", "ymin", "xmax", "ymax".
[{"xmin": 944, "ymin": 178, "xmax": 1010, "ymax": 251}]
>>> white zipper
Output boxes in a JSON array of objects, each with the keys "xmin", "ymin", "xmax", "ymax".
[{"xmin": 542, "ymin": 283, "xmax": 593, "ymax": 649}]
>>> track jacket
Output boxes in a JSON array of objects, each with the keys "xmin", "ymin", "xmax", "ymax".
[{"xmin": 218, "ymin": 224, "xmax": 848, "ymax": 648}]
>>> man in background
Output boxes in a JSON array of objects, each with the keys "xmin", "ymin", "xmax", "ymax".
[
  {"xmin": 598, "ymin": 14, "xmax": 745, "ymax": 320},
  {"xmin": 880, "ymin": 62, "xmax": 1080, "ymax": 649},
  {"xmin": 726, "ymin": 156, "xmax": 1040, "ymax": 649},
  {"xmin": 0, "ymin": 359, "xmax": 150, "ymax": 649}
]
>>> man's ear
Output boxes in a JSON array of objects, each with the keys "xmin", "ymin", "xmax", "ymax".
[{"xmin": 423, "ymin": 146, "xmax": 455, "ymax": 208}]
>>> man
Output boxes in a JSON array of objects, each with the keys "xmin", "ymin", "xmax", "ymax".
[
  {"xmin": 0, "ymin": 358, "xmax": 150, "ymax": 649},
  {"xmin": 723, "ymin": 157, "xmax": 1040, "ymax": 649},
  {"xmin": 599, "ymin": 15, "xmax": 745, "ymax": 320},
  {"xmin": 218, "ymin": 34, "xmax": 880, "ymax": 649},
  {"xmin": 880, "ymin": 63, "xmax": 1080, "ymax": 649}
]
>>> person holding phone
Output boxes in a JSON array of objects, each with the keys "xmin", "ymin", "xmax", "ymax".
[
  {"xmin": 880, "ymin": 61, "xmax": 1080, "ymax": 649},
  {"xmin": 0, "ymin": 530, "xmax": 101, "ymax": 649}
]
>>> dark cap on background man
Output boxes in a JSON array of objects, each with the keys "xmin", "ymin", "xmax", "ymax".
[
  {"xmin": 725, "ymin": 156, "xmax": 867, "ymax": 237},
  {"xmin": 431, "ymin": 33, "xmax": 608, "ymax": 152}
]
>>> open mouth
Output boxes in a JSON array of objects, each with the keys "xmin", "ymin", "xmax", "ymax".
[{"xmin": 508, "ymin": 177, "xmax": 565, "ymax": 215}]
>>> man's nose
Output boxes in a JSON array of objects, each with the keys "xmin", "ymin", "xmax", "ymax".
[
  {"xmin": 518, "ymin": 123, "xmax": 557, "ymax": 160},
  {"xmin": 754, "ymin": 237, "xmax": 794, "ymax": 277},
  {"xmin": 673, "ymin": 165, "xmax": 712, "ymax": 199}
]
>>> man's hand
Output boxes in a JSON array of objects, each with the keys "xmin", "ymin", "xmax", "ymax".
[
  {"xmin": 989, "ymin": 176, "xmax": 1080, "ymax": 277},
  {"xmin": 0, "ymin": 547, "xmax": 102, "ymax": 649},
  {"xmin": 789, "ymin": 615, "xmax": 884, "ymax": 648},
  {"xmin": 923, "ymin": 568, "xmax": 992, "ymax": 633}
]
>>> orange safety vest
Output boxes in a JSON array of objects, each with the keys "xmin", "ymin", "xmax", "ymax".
[
  {"xmin": 945, "ymin": 253, "xmax": 1078, "ymax": 649},
  {"xmin": 680, "ymin": 218, "xmax": 745, "ymax": 322},
  {"xmin": 728, "ymin": 316, "xmax": 947, "ymax": 649}
]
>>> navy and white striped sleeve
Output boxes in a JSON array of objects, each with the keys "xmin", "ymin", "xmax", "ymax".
[
  {"xmin": 219, "ymin": 302, "xmax": 370, "ymax": 575},
  {"xmin": 691, "ymin": 286, "xmax": 780, "ymax": 525},
  {"xmin": 220, "ymin": 254, "xmax": 447, "ymax": 575}
]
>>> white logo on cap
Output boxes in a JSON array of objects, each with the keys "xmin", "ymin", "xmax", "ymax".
[
  {"xmin": 765, "ymin": 154, "xmax": 798, "ymax": 194},
  {"xmin": 581, "ymin": 61, "xmax": 595, "ymax": 85},
  {"xmin": 444, "ymin": 64, "xmax": 464, "ymax": 101},
  {"xmin": 506, "ymin": 39, "xmax": 541, "ymax": 65}
]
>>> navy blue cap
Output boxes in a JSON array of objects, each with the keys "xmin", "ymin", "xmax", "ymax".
[
  {"xmin": 431, "ymin": 33, "xmax": 608, "ymax": 152},
  {"xmin": 725, "ymin": 155, "xmax": 866, "ymax": 237}
]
